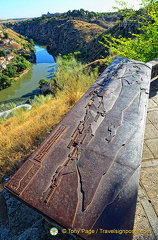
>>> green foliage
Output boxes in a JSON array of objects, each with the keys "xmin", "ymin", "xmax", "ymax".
[
  {"xmin": 0, "ymin": 50, "xmax": 7, "ymax": 57},
  {"xmin": 0, "ymin": 74, "xmax": 13, "ymax": 89},
  {"xmin": 3, "ymin": 32, "xmax": 9, "ymax": 38},
  {"xmin": 28, "ymin": 38, "xmax": 34, "ymax": 46},
  {"xmin": 0, "ymin": 102, "xmax": 17, "ymax": 111},
  {"xmin": 53, "ymin": 53, "xmax": 98, "ymax": 103},
  {"xmin": 62, "ymin": 51, "xmax": 82, "ymax": 60},
  {"xmin": 100, "ymin": 0, "xmax": 158, "ymax": 62},
  {"xmin": 22, "ymin": 53, "xmax": 31, "ymax": 59},
  {"xmin": 31, "ymin": 94, "xmax": 52, "ymax": 107},
  {"xmin": 12, "ymin": 56, "xmax": 30, "ymax": 72},
  {"xmin": 22, "ymin": 43, "xmax": 27, "ymax": 49},
  {"xmin": 0, "ymin": 56, "xmax": 30, "ymax": 90},
  {"xmin": 2, "ymin": 65, "xmax": 17, "ymax": 78},
  {"xmin": 36, "ymin": 52, "xmax": 98, "ymax": 102},
  {"xmin": 16, "ymin": 62, "xmax": 27, "ymax": 72},
  {"xmin": 39, "ymin": 78, "xmax": 49, "ymax": 87}
]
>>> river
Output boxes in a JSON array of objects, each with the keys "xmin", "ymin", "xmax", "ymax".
[{"xmin": 0, "ymin": 45, "xmax": 56, "ymax": 102}]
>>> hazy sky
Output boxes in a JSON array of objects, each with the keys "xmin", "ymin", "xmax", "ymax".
[{"xmin": 0, "ymin": 0, "xmax": 142, "ymax": 19}]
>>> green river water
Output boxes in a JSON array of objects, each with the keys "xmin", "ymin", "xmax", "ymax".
[{"xmin": 0, "ymin": 45, "xmax": 56, "ymax": 102}]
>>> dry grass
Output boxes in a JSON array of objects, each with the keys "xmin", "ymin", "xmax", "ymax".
[
  {"xmin": 6, "ymin": 28, "xmax": 28, "ymax": 44},
  {"xmin": 0, "ymin": 96, "xmax": 73, "ymax": 182},
  {"xmin": 0, "ymin": 28, "xmax": 29, "ymax": 51},
  {"xmin": 0, "ymin": 19, "xmax": 30, "ymax": 24},
  {"xmin": 0, "ymin": 55, "xmax": 98, "ymax": 184},
  {"xmin": 72, "ymin": 20, "xmax": 105, "ymax": 42}
]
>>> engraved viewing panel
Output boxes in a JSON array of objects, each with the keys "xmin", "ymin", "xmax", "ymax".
[{"xmin": 5, "ymin": 57, "xmax": 152, "ymax": 240}]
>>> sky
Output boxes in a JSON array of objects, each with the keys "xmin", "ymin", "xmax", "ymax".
[{"xmin": 0, "ymin": 0, "xmax": 142, "ymax": 19}]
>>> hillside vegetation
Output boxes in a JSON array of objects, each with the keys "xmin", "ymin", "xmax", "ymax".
[
  {"xmin": 0, "ymin": 27, "xmax": 35, "ymax": 90},
  {"xmin": 0, "ymin": 27, "xmax": 33, "ymax": 50},
  {"xmin": 100, "ymin": 0, "xmax": 158, "ymax": 63}
]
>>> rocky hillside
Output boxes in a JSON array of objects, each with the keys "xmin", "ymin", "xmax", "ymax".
[
  {"xmin": 5, "ymin": 11, "xmax": 141, "ymax": 63},
  {"xmin": 7, "ymin": 15, "xmax": 120, "ymax": 62},
  {"xmin": 47, "ymin": 20, "xmax": 106, "ymax": 56}
]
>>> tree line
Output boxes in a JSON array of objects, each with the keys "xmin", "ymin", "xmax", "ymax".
[{"xmin": 0, "ymin": 56, "xmax": 30, "ymax": 90}]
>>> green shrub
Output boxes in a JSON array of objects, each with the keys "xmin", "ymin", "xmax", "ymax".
[
  {"xmin": 2, "ymin": 65, "xmax": 17, "ymax": 78},
  {"xmin": 53, "ymin": 53, "xmax": 98, "ymax": 104},
  {"xmin": 39, "ymin": 78, "xmax": 49, "ymax": 88},
  {"xmin": 0, "ymin": 74, "xmax": 14, "ymax": 89},
  {"xmin": 3, "ymin": 32, "xmax": 9, "ymax": 39},
  {"xmin": 31, "ymin": 95, "xmax": 52, "ymax": 107},
  {"xmin": 100, "ymin": 0, "xmax": 158, "ymax": 62},
  {"xmin": 0, "ymin": 50, "xmax": 7, "ymax": 57}
]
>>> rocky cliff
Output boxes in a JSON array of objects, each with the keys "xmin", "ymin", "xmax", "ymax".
[
  {"xmin": 8, "ymin": 18, "xmax": 118, "ymax": 62},
  {"xmin": 7, "ymin": 13, "xmax": 139, "ymax": 63}
]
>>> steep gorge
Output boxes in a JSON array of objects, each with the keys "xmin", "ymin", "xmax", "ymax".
[{"xmin": 8, "ymin": 17, "xmax": 119, "ymax": 62}]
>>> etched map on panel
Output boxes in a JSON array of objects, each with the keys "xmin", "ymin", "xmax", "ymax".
[{"xmin": 5, "ymin": 57, "xmax": 151, "ymax": 240}]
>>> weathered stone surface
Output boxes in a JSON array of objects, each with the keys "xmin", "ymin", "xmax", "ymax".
[
  {"xmin": 145, "ymin": 139, "xmax": 158, "ymax": 158},
  {"xmin": 0, "ymin": 189, "xmax": 44, "ymax": 240},
  {"xmin": 147, "ymin": 110, "xmax": 158, "ymax": 123},
  {"xmin": 4, "ymin": 57, "xmax": 151, "ymax": 240},
  {"xmin": 148, "ymin": 59, "xmax": 158, "ymax": 79},
  {"xmin": 1, "ymin": 189, "xmax": 82, "ymax": 240}
]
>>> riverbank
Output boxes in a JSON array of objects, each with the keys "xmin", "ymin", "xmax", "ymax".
[
  {"xmin": 13, "ymin": 52, "xmax": 36, "ymax": 81},
  {"xmin": 13, "ymin": 65, "xmax": 32, "ymax": 81},
  {"xmin": 0, "ymin": 26, "xmax": 35, "ymax": 91},
  {"xmin": 0, "ymin": 45, "xmax": 55, "ymax": 102}
]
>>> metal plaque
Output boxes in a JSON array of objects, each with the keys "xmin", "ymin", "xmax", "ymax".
[{"xmin": 5, "ymin": 57, "xmax": 152, "ymax": 240}]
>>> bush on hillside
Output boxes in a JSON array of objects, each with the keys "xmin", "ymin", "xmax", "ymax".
[
  {"xmin": 0, "ymin": 50, "xmax": 7, "ymax": 57},
  {"xmin": 53, "ymin": 53, "xmax": 98, "ymax": 104},
  {"xmin": 100, "ymin": 0, "xmax": 158, "ymax": 62},
  {"xmin": 0, "ymin": 74, "xmax": 13, "ymax": 89}
]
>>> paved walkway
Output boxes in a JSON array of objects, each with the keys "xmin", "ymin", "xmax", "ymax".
[{"xmin": 133, "ymin": 76, "xmax": 158, "ymax": 240}]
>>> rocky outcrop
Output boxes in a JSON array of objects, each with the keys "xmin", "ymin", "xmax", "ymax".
[
  {"xmin": 8, "ymin": 15, "xmax": 139, "ymax": 62},
  {"xmin": 9, "ymin": 19, "xmax": 111, "ymax": 61},
  {"xmin": 47, "ymin": 20, "xmax": 106, "ymax": 56}
]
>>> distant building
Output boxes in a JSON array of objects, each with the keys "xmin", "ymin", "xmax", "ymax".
[
  {"xmin": 7, "ymin": 55, "xmax": 15, "ymax": 61},
  {"xmin": 41, "ymin": 12, "xmax": 61, "ymax": 18},
  {"xmin": 0, "ymin": 57, "xmax": 7, "ymax": 69},
  {"xmin": 42, "ymin": 12, "xmax": 54, "ymax": 18},
  {"xmin": 0, "ymin": 63, "xmax": 6, "ymax": 69}
]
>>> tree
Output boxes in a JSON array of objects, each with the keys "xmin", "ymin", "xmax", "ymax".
[
  {"xmin": 88, "ymin": 12, "xmax": 96, "ymax": 21},
  {"xmin": 39, "ymin": 78, "xmax": 49, "ymax": 88},
  {"xmin": 0, "ymin": 74, "xmax": 13, "ymax": 89},
  {"xmin": 28, "ymin": 38, "xmax": 34, "ymax": 46},
  {"xmin": 67, "ymin": 10, "xmax": 71, "ymax": 17},
  {"xmin": 100, "ymin": 0, "xmax": 158, "ymax": 62},
  {"xmin": 0, "ymin": 50, "xmax": 7, "ymax": 57},
  {"xmin": 3, "ymin": 32, "xmax": 9, "ymax": 39},
  {"xmin": 2, "ymin": 65, "xmax": 17, "ymax": 78},
  {"xmin": 16, "ymin": 62, "xmax": 27, "ymax": 72}
]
